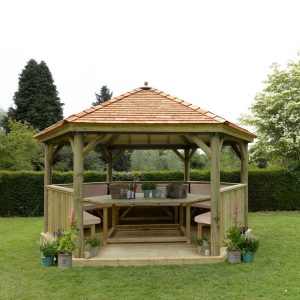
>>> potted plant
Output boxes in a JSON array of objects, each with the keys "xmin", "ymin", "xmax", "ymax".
[
  {"xmin": 56, "ymin": 226, "xmax": 79, "ymax": 268},
  {"xmin": 194, "ymin": 237, "xmax": 209, "ymax": 255},
  {"xmin": 141, "ymin": 182, "xmax": 157, "ymax": 198},
  {"xmin": 224, "ymin": 226, "xmax": 243, "ymax": 263},
  {"xmin": 240, "ymin": 233, "xmax": 259, "ymax": 263},
  {"xmin": 39, "ymin": 238, "xmax": 57, "ymax": 267},
  {"xmin": 86, "ymin": 237, "xmax": 101, "ymax": 257}
]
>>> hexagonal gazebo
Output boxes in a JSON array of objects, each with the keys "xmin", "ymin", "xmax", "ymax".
[{"xmin": 35, "ymin": 83, "xmax": 255, "ymax": 261}]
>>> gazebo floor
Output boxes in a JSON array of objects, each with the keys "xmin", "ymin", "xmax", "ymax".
[{"xmin": 73, "ymin": 243, "xmax": 227, "ymax": 266}]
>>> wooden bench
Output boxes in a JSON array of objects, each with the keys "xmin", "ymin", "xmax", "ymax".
[
  {"xmin": 83, "ymin": 211, "xmax": 101, "ymax": 238},
  {"xmin": 194, "ymin": 211, "xmax": 211, "ymax": 239}
]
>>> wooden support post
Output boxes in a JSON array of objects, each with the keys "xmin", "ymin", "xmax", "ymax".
[
  {"xmin": 184, "ymin": 149, "xmax": 190, "ymax": 182},
  {"xmin": 186, "ymin": 205, "xmax": 191, "ymax": 244},
  {"xmin": 107, "ymin": 149, "xmax": 113, "ymax": 184},
  {"xmin": 73, "ymin": 133, "xmax": 84, "ymax": 258},
  {"xmin": 240, "ymin": 142, "xmax": 249, "ymax": 228},
  {"xmin": 44, "ymin": 143, "xmax": 53, "ymax": 233},
  {"xmin": 210, "ymin": 134, "xmax": 221, "ymax": 256},
  {"xmin": 103, "ymin": 207, "xmax": 108, "ymax": 245}
]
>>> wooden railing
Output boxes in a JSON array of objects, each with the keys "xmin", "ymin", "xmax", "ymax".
[
  {"xmin": 46, "ymin": 185, "xmax": 74, "ymax": 235},
  {"xmin": 219, "ymin": 183, "xmax": 246, "ymax": 244},
  {"xmin": 46, "ymin": 181, "xmax": 246, "ymax": 248}
]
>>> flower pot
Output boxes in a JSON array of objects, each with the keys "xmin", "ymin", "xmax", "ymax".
[
  {"xmin": 90, "ymin": 246, "xmax": 98, "ymax": 257},
  {"xmin": 41, "ymin": 256, "xmax": 53, "ymax": 267},
  {"xmin": 57, "ymin": 253, "xmax": 73, "ymax": 268},
  {"xmin": 227, "ymin": 250, "xmax": 241, "ymax": 263},
  {"xmin": 242, "ymin": 251, "xmax": 254, "ymax": 263},
  {"xmin": 143, "ymin": 190, "xmax": 151, "ymax": 198}
]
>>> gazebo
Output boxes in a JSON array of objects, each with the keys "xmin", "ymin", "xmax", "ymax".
[{"xmin": 35, "ymin": 83, "xmax": 255, "ymax": 261}]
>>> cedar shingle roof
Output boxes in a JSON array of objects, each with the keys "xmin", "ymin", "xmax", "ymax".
[{"xmin": 35, "ymin": 86, "xmax": 254, "ymax": 138}]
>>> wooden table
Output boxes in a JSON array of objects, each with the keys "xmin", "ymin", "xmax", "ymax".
[{"xmin": 84, "ymin": 193, "xmax": 210, "ymax": 245}]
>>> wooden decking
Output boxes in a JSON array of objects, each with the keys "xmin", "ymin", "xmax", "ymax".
[
  {"xmin": 73, "ymin": 243, "xmax": 227, "ymax": 266},
  {"xmin": 74, "ymin": 224, "xmax": 227, "ymax": 266}
]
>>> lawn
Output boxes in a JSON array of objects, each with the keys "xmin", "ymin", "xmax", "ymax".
[{"xmin": 1, "ymin": 212, "xmax": 300, "ymax": 299}]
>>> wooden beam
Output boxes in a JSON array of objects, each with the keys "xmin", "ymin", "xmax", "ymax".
[
  {"xmin": 107, "ymin": 149, "xmax": 113, "ymax": 183},
  {"xmin": 100, "ymin": 148, "xmax": 109, "ymax": 163},
  {"xmin": 106, "ymin": 134, "xmax": 120, "ymax": 146},
  {"xmin": 52, "ymin": 144, "xmax": 64, "ymax": 161},
  {"xmin": 240, "ymin": 142, "xmax": 248, "ymax": 228},
  {"xmin": 231, "ymin": 143, "xmax": 242, "ymax": 160},
  {"xmin": 187, "ymin": 134, "xmax": 212, "ymax": 158},
  {"xmin": 172, "ymin": 149, "xmax": 185, "ymax": 161},
  {"xmin": 210, "ymin": 134, "xmax": 221, "ymax": 256},
  {"xmin": 82, "ymin": 134, "xmax": 105, "ymax": 156},
  {"xmin": 187, "ymin": 148, "xmax": 197, "ymax": 162},
  {"xmin": 69, "ymin": 137, "xmax": 74, "ymax": 152},
  {"xmin": 73, "ymin": 133, "xmax": 84, "ymax": 258},
  {"xmin": 44, "ymin": 143, "xmax": 53, "ymax": 233},
  {"xmin": 184, "ymin": 149, "xmax": 191, "ymax": 181}
]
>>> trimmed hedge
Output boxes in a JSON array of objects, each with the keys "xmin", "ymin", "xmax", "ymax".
[{"xmin": 0, "ymin": 169, "xmax": 299, "ymax": 216}]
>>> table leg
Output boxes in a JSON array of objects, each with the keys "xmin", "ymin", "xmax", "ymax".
[
  {"xmin": 186, "ymin": 205, "xmax": 191, "ymax": 244},
  {"xmin": 112, "ymin": 204, "xmax": 116, "ymax": 227},
  {"xmin": 103, "ymin": 206, "xmax": 108, "ymax": 245},
  {"xmin": 180, "ymin": 205, "xmax": 184, "ymax": 226}
]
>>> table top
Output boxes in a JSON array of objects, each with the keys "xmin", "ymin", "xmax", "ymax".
[{"xmin": 84, "ymin": 193, "xmax": 210, "ymax": 207}]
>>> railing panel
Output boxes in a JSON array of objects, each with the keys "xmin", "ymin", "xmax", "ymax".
[
  {"xmin": 46, "ymin": 185, "xmax": 74, "ymax": 235},
  {"xmin": 220, "ymin": 184, "xmax": 246, "ymax": 244}
]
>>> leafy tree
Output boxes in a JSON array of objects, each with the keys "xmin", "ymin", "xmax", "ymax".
[
  {"xmin": 93, "ymin": 85, "xmax": 113, "ymax": 106},
  {"xmin": 0, "ymin": 119, "xmax": 43, "ymax": 170},
  {"xmin": 240, "ymin": 58, "xmax": 300, "ymax": 167},
  {"xmin": 0, "ymin": 109, "xmax": 7, "ymax": 132},
  {"xmin": 7, "ymin": 59, "xmax": 64, "ymax": 131}
]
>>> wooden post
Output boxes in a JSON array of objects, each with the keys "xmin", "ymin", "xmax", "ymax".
[
  {"xmin": 184, "ymin": 149, "xmax": 190, "ymax": 182},
  {"xmin": 241, "ymin": 142, "xmax": 249, "ymax": 228},
  {"xmin": 107, "ymin": 149, "xmax": 113, "ymax": 184},
  {"xmin": 44, "ymin": 143, "xmax": 53, "ymax": 233},
  {"xmin": 210, "ymin": 134, "xmax": 221, "ymax": 256},
  {"xmin": 73, "ymin": 133, "xmax": 84, "ymax": 258}
]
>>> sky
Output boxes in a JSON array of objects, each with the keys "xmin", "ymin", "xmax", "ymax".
[{"xmin": 0, "ymin": 0, "xmax": 300, "ymax": 126}]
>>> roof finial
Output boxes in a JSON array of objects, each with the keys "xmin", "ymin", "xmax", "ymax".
[{"xmin": 141, "ymin": 81, "xmax": 150, "ymax": 90}]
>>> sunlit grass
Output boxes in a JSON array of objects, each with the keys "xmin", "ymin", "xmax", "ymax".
[{"xmin": 1, "ymin": 212, "xmax": 300, "ymax": 299}]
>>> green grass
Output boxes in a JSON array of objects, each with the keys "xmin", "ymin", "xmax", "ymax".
[{"xmin": 1, "ymin": 212, "xmax": 300, "ymax": 299}]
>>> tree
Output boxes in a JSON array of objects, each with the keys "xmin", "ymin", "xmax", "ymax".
[
  {"xmin": 93, "ymin": 85, "xmax": 113, "ymax": 106},
  {"xmin": 0, "ymin": 108, "xmax": 6, "ymax": 132},
  {"xmin": 7, "ymin": 59, "xmax": 64, "ymax": 131},
  {"xmin": 240, "ymin": 58, "xmax": 300, "ymax": 167},
  {"xmin": 0, "ymin": 119, "xmax": 43, "ymax": 170}
]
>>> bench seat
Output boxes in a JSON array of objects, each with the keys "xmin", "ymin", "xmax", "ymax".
[
  {"xmin": 194, "ymin": 211, "xmax": 211, "ymax": 239},
  {"xmin": 83, "ymin": 211, "xmax": 101, "ymax": 238}
]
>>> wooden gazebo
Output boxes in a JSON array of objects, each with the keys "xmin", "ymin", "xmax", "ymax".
[{"xmin": 35, "ymin": 83, "xmax": 255, "ymax": 259}]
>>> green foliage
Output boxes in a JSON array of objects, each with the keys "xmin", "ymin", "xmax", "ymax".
[
  {"xmin": 0, "ymin": 108, "xmax": 7, "ymax": 132},
  {"xmin": 130, "ymin": 150, "xmax": 183, "ymax": 171},
  {"xmin": 0, "ymin": 119, "xmax": 43, "ymax": 170},
  {"xmin": 39, "ymin": 239, "xmax": 57, "ymax": 257},
  {"xmin": 93, "ymin": 85, "xmax": 113, "ymax": 106},
  {"xmin": 141, "ymin": 182, "xmax": 157, "ymax": 190},
  {"xmin": 0, "ymin": 168, "xmax": 299, "ymax": 216},
  {"xmin": 194, "ymin": 237, "xmax": 208, "ymax": 247},
  {"xmin": 86, "ymin": 237, "xmax": 101, "ymax": 247},
  {"xmin": 56, "ymin": 226, "xmax": 79, "ymax": 254},
  {"xmin": 7, "ymin": 59, "xmax": 63, "ymax": 131},
  {"xmin": 241, "ymin": 58, "xmax": 300, "ymax": 166},
  {"xmin": 224, "ymin": 226, "xmax": 243, "ymax": 250},
  {"xmin": 240, "ymin": 233, "xmax": 259, "ymax": 253}
]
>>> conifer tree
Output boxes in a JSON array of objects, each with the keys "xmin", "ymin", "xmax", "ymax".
[
  {"xmin": 93, "ymin": 85, "xmax": 113, "ymax": 106},
  {"xmin": 7, "ymin": 59, "xmax": 64, "ymax": 130}
]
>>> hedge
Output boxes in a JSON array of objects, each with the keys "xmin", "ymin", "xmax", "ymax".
[{"xmin": 0, "ymin": 169, "xmax": 299, "ymax": 216}]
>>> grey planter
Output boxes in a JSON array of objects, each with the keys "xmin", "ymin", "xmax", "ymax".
[
  {"xmin": 227, "ymin": 250, "xmax": 241, "ymax": 263},
  {"xmin": 90, "ymin": 246, "xmax": 98, "ymax": 257},
  {"xmin": 57, "ymin": 253, "xmax": 73, "ymax": 268}
]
